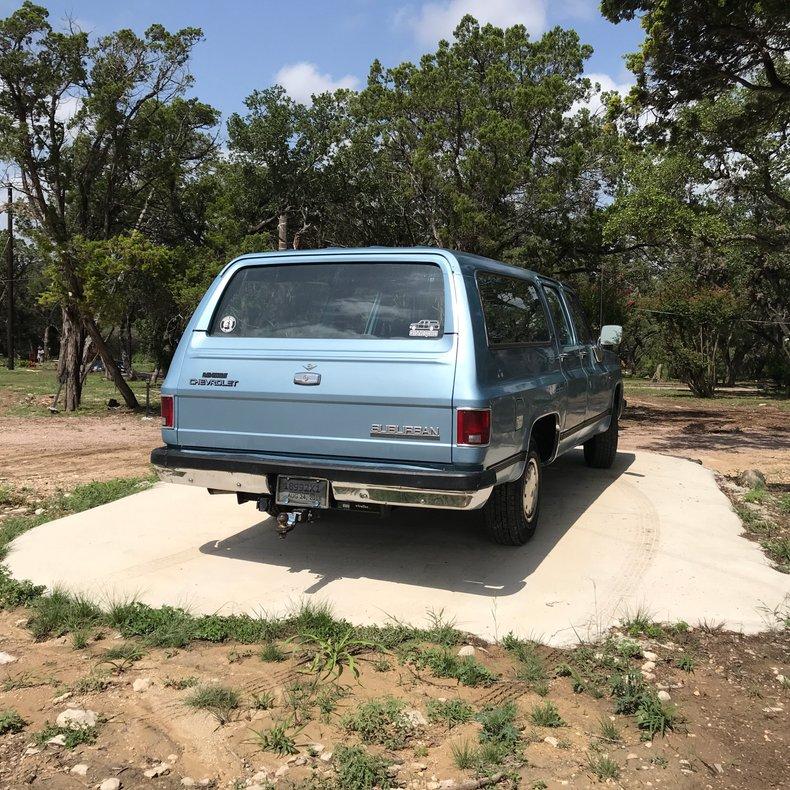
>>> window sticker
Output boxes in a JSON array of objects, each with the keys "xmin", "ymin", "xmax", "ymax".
[
  {"xmin": 219, "ymin": 315, "xmax": 237, "ymax": 333},
  {"xmin": 409, "ymin": 319, "xmax": 440, "ymax": 337}
]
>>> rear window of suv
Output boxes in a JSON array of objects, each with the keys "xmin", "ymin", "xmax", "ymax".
[{"xmin": 210, "ymin": 262, "xmax": 445, "ymax": 340}]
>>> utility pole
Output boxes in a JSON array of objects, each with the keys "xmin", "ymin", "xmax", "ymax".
[{"xmin": 5, "ymin": 184, "xmax": 13, "ymax": 370}]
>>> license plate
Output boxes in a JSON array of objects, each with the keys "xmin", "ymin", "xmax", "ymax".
[{"xmin": 276, "ymin": 476, "xmax": 329, "ymax": 508}]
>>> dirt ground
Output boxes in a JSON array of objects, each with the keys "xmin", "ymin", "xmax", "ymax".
[
  {"xmin": 619, "ymin": 391, "xmax": 789, "ymax": 484},
  {"xmin": 0, "ymin": 611, "xmax": 787, "ymax": 790}
]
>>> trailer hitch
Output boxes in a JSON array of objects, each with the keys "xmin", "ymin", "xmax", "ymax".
[{"xmin": 275, "ymin": 509, "xmax": 312, "ymax": 538}]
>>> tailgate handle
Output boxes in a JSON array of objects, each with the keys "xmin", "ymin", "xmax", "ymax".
[{"xmin": 294, "ymin": 372, "xmax": 321, "ymax": 386}]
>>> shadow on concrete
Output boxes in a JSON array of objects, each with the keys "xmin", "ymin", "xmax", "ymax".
[{"xmin": 198, "ymin": 449, "xmax": 636, "ymax": 598}]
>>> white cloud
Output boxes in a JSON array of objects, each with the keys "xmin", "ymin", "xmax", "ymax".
[
  {"xmin": 572, "ymin": 72, "xmax": 634, "ymax": 116},
  {"xmin": 274, "ymin": 62, "xmax": 360, "ymax": 104},
  {"xmin": 405, "ymin": 0, "xmax": 547, "ymax": 45},
  {"xmin": 55, "ymin": 95, "xmax": 82, "ymax": 124}
]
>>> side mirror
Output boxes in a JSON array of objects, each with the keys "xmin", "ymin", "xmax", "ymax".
[{"xmin": 599, "ymin": 324, "xmax": 623, "ymax": 348}]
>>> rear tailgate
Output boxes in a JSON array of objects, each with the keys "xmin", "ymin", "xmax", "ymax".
[{"xmin": 174, "ymin": 256, "xmax": 458, "ymax": 464}]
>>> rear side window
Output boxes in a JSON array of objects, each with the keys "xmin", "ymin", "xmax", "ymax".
[
  {"xmin": 210, "ymin": 262, "xmax": 445, "ymax": 340},
  {"xmin": 564, "ymin": 290, "xmax": 593, "ymax": 344},
  {"xmin": 477, "ymin": 272, "xmax": 551, "ymax": 347},
  {"xmin": 542, "ymin": 284, "xmax": 573, "ymax": 346}
]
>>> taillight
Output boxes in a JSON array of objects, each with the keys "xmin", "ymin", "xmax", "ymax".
[
  {"xmin": 456, "ymin": 408, "xmax": 491, "ymax": 446},
  {"xmin": 161, "ymin": 395, "xmax": 174, "ymax": 428}
]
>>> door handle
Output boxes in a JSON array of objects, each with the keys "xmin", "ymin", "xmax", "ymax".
[{"xmin": 578, "ymin": 349, "xmax": 588, "ymax": 359}]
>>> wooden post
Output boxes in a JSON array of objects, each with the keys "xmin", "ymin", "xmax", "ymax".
[{"xmin": 278, "ymin": 212, "xmax": 288, "ymax": 250}]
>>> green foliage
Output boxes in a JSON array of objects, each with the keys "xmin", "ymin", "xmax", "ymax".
[
  {"xmin": 252, "ymin": 691, "xmax": 275, "ymax": 710},
  {"xmin": 98, "ymin": 642, "xmax": 145, "ymax": 673},
  {"xmin": 342, "ymin": 697, "xmax": 415, "ymax": 749},
  {"xmin": 259, "ymin": 641, "xmax": 286, "ymax": 662},
  {"xmin": 426, "ymin": 698, "xmax": 474, "ymax": 730},
  {"xmin": 250, "ymin": 720, "xmax": 302, "ymax": 756},
  {"xmin": 413, "ymin": 647, "xmax": 497, "ymax": 687},
  {"xmin": 163, "ymin": 676, "xmax": 199, "ymax": 690},
  {"xmin": 635, "ymin": 693, "xmax": 679, "ymax": 738},
  {"xmin": 675, "ymin": 654, "xmax": 695, "ymax": 673},
  {"xmin": 598, "ymin": 717, "xmax": 622, "ymax": 743},
  {"xmin": 293, "ymin": 628, "xmax": 376, "ymax": 680},
  {"xmin": 35, "ymin": 723, "xmax": 99, "ymax": 749},
  {"xmin": 334, "ymin": 744, "xmax": 392, "ymax": 790},
  {"xmin": 185, "ymin": 684, "xmax": 241, "ymax": 725},
  {"xmin": 0, "ymin": 709, "xmax": 27, "ymax": 734},
  {"xmin": 621, "ymin": 608, "xmax": 665, "ymax": 639},
  {"xmin": 477, "ymin": 702, "xmax": 521, "ymax": 749},
  {"xmin": 586, "ymin": 752, "xmax": 621, "ymax": 781},
  {"xmin": 27, "ymin": 589, "xmax": 102, "ymax": 641},
  {"xmin": 530, "ymin": 701, "xmax": 566, "ymax": 728}
]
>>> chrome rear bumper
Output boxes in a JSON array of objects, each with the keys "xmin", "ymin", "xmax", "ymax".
[{"xmin": 155, "ymin": 464, "xmax": 491, "ymax": 510}]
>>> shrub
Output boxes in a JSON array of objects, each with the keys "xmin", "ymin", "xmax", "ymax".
[
  {"xmin": 342, "ymin": 696, "xmax": 414, "ymax": 749},
  {"xmin": 334, "ymin": 744, "xmax": 392, "ymax": 790},
  {"xmin": 185, "ymin": 684, "xmax": 240, "ymax": 725},
  {"xmin": 0, "ymin": 709, "xmax": 26, "ymax": 734},
  {"xmin": 426, "ymin": 698, "xmax": 474, "ymax": 730},
  {"xmin": 529, "ymin": 701, "xmax": 565, "ymax": 728}
]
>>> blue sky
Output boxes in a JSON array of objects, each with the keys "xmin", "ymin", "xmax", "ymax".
[{"xmin": 0, "ymin": 0, "xmax": 644, "ymax": 118}]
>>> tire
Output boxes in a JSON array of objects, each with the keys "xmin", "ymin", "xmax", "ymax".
[
  {"xmin": 583, "ymin": 399, "xmax": 619, "ymax": 469},
  {"xmin": 483, "ymin": 439, "xmax": 541, "ymax": 546}
]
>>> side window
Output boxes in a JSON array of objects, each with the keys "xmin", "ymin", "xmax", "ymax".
[
  {"xmin": 542, "ymin": 285, "xmax": 573, "ymax": 347},
  {"xmin": 477, "ymin": 272, "xmax": 551, "ymax": 347},
  {"xmin": 564, "ymin": 290, "xmax": 593, "ymax": 344}
]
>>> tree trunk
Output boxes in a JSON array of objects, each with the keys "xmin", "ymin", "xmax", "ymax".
[
  {"xmin": 120, "ymin": 312, "xmax": 133, "ymax": 375},
  {"xmin": 82, "ymin": 316, "xmax": 140, "ymax": 409},
  {"xmin": 58, "ymin": 305, "xmax": 85, "ymax": 411},
  {"xmin": 278, "ymin": 212, "xmax": 288, "ymax": 250}
]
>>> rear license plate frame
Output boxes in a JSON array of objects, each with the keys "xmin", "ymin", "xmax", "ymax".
[{"xmin": 275, "ymin": 476, "xmax": 330, "ymax": 508}]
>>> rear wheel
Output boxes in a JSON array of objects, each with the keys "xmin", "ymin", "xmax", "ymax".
[
  {"xmin": 583, "ymin": 401, "xmax": 619, "ymax": 469},
  {"xmin": 483, "ymin": 440, "xmax": 541, "ymax": 546}
]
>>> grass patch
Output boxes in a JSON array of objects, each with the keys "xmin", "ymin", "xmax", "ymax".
[
  {"xmin": 249, "ymin": 719, "xmax": 302, "ymax": 756},
  {"xmin": 744, "ymin": 485, "xmax": 767, "ymax": 504},
  {"xmin": 762, "ymin": 536, "xmax": 790, "ymax": 571},
  {"xmin": 27, "ymin": 589, "xmax": 103, "ymax": 641},
  {"xmin": 34, "ymin": 723, "xmax": 98, "ymax": 748},
  {"xmin": 163, "ymin": 675, "xmax": 199, "ymax": 690},
  {"xmin": 292, "ymin": 627, "xmax": 377, "ymax": 680},
  {"xmin": 72, "ymin": 671, "xmax": 112, "ymax": 694},
  {"xmin": 259, "ymin": 641, "xmax": 286, "ymax": 662},
  {"xmin": 620, "ymin": 607, "xmax": 665, "ymax": 639},
  {"xmin": 98, "ymin": 642, "xmax": 144, "ymax": 672},
  {"xmin": 502, "ymin": 633, "xmax": 548, "ymax": 688},
  {"xmin": 185, "ymin": 684, "xmax": 241, "ymax": 725},
  {"xmin": 587, "ymin": 752, "xmax": 621, "ymax": 781},
  {"xmin": 252, "ymin": 691, "xmax": 275, "ymax": 710},
  {"xmin": 0, "ymin": 709, "xmax": 26, "ymax": 734},
  {"xmin": 342, "ymin": 696, "xmax": 415, "ymax": 749},
  {"xmin": 334, "ymin": 744, "xmax": 392, "ymax": 790},
  {"xmin": 477, "ymin": 702, "xmax": 521, "ymax": 750},
  {"xmin": 529, "ymin": 701, "xmax": 565, "ymax": 728},
  {"xmin": 413, "ymin": 647, "xmax": 497, "ymax": 687},
  {"xmin": 675, "ymin": 654, "xmax": 695, "ymax": 672},
  {"xmin": 426, "ymin": 698, "xmax": 474, "ymax": 730},
  {"xmin": 597, "ymin": 717, "xmax": 621, "ymax": 743}
]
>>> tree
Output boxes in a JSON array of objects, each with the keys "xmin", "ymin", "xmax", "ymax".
[{"xmin": 0, "ymin": 2, "xmax": 217, "ymax": 408}]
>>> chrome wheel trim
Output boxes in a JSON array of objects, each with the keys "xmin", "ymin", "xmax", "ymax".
[{"xmin": 522, "ymin": 457, "xmax": 539, "ymax": 519}]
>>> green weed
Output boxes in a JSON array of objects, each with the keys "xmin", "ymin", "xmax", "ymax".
[
  {"xmin": 334, "ymin": 744, "xmax": 392, "ymax": 790},
  {"xmin": 415, "ymin": 647, "xmax": 496, "ymax": 687},
  {"xmin": 252, "ymin": 691, "xmax": 275, "ymax": 710},
  {"xmin": 587, "ymin": 752, "xmax": 621, "ymax": 781},
  {"xmin": 598, "ymin": 717, "xmax": 621, "ymax": 742},
  {"xmin": 98, "ymin": 642, "xmax": 144, "ymax": 673},
  {"xmin": 250, "ymin": 719, "xmax": 301, "ymax": 756},
  {"xmin": 259, "ymin": 641, "xmax": 286, "ymax": 662},
  {"xmin": 342, "ymin": 696, "xmax": 415, "ymax": 749},
  {"xmin": 185, "ymin": 684, "xmax": 241, "ymax": 725},
  {"xmin": 163, "ymin": 675, "xmax": 199, "ymax": 690},
  {"xmin": 477, "ymin": 702, "xmax": 521, "ymax": 749},
  {"xmin": 426, "ymin": 698, "xmax": 474, "ymax": 730},
  {"xmin": 34, "ymin": 723, "xmax": 98, "ymax": 748},
  {"xmin": 293, "ymin": 627, "xmax": 376, "ymax": 680},
  {"xmin": 0, "ymin": 709, "xmax": 26, "ymax": 734},
  {"xmin": 529, "ymin": 701, "xmax": 565, "ymax": 728}
]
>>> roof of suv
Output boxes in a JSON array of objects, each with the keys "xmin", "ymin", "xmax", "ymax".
[{"xmin": 225, "ymin": 246, "xmax": 563, "ymax": 286}]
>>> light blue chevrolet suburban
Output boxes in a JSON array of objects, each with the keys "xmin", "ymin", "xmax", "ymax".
[{"xmin": 151, "ymin": 248, "xmax": 623, "ymax": 545}]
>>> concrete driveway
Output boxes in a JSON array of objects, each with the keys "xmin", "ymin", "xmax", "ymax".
[{"xmin": 7, "ymin": 450, "xmax": 789, "ymax": 645}]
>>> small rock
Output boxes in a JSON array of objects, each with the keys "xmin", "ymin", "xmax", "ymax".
[
  {"xmin": 70, "ymin": 764, "xmax": 89, "ymax": 776},
  {"xmin": 23, "ymin": 747, "xmax": 40, "ymax": 757},
  {"xmin": 294, "ymin": 757, "xmax": 307, "ymax": 766},
  {"xmin": 99, "ymin": 780, "xmax": 121, "ymax": 790},
  {"xmin": 626, "ymin": 753, "xmax": 639, "ymax": 760},
  {"xmin": 274, "ymin": 765, "xmax": 289, "ymax": 778},
  {"xmin": 14, "ymin": 618, "xmax": 27, "ymax": 626},
  {"xmin": 0, "ymin": 651, "xmax": 18, "ymax": 665},
  {"xmin": 410, "ymin": 762, "xmax": 428, "ymax": 772},
  {"xmin": 457, "ymin": 644, "xmax": 476, "ymax": 657},
  {"xmin": 777, "ymin": 675, "xmax": 785, "ymax": 684},
  {"xmin": 181, "ymin": 780, "xmax": 196, "ymax": 788},
  {"xmin": 56, "ymin": 708, "xmax": 98, "ymax": 730},
  {"xmin": 427, "ymin": 783, "xmax": 440, "ymax": 790},
  {"xmin": 47, "ymin": 734, "xmax": 67, "ymax": 747},
  {"xmin": 143, "ymin": 762, "xmax": 171, "ymax": 778},
  {"xmin": 132, "ymin": 677, "xmax": 152, "ymax": 693},
  {"xmin": 52, "ymin": 692, "xmax": 72, "ymax": 704},
  {"xmin": 439, "ymin": 782, "xmax": 456, "ymax": 789},
  {"xmin": 320, "ymin": 751, "xmax": 333, "ymax": 763},
  {"xmin": 679, "ymin": 759, "xmax": 691, "ymax": 768},
  {"xmin": 544, "ymin": 736, "xmax": 560, "ymax": 748},
  {"xmin": 404, "ymin": 708, "xmax": 428, "ymax": 727},
  {"xmin": 714, "ymin": 763, "xmax": 724, "ymax": 774},
  {"xmin": 167, "ymin": 754, "xmax": 178, "ymax": 763},
  {"xmin": 738, "ymin": 469, "xmax": 766, "ymax": 488},
  {"xmin": 642, "ymin": 650, "xmax": 658, "ymax": 662},
  {"xmin": 641, "ymin": 660, "xmax": 656, "ymax": 672},
  {"xmin": 642, "ymin": 671, "xmax": 656, "ymax": 681},
  {"xmin": 657, "ymin": 690, "xmax": 671, "ymax": 702},
  {"xmin": 308, "ymin": 743, "xmax": 324, "ymax": 754},
  {"xmin": 198, "ymin": 780, "xmax": 213, "ymax": 787},
  {"xmin": 34, "ymin": 507, "xmax": 45, "ymax": 515},
  {"xmin": 250, "ymin": 771, "xmax": 269, "ymax": 782}
]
